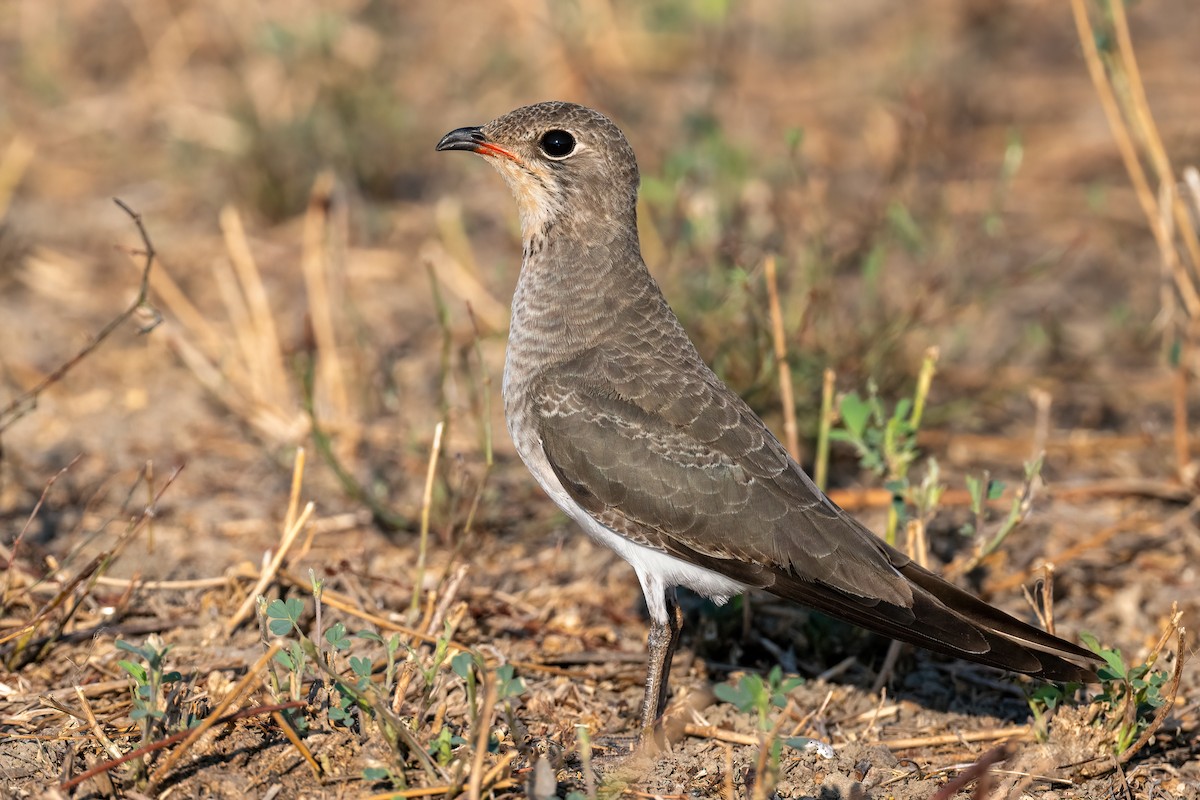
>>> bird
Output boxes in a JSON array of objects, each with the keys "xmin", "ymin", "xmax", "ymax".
[{"xmin": 435, "ymin": 101, "xmax": 1101, "ymax": 741}]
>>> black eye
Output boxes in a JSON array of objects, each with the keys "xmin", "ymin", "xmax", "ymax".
[{"xmin": 539, "ymin": 129, "xmax": 576, "ymax": 158}]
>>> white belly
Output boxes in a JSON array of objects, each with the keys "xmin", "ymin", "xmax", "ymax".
[{"xmin": 504, "ymin": 406, "xmax": 746, "ymax": 622}]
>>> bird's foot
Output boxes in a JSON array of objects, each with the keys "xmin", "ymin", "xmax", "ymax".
[{"xmin": 635, "ymin": 722, "xmax": 669, "ymax": 755}]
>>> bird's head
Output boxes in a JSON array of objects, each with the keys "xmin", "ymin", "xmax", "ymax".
[{"xmin": 436, "ymin": 101, "xmax": 640, "ymax": 244}]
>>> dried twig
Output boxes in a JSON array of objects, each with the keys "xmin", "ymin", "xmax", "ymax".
[
  {"xmin": 928, "ymin": 743, "xmax": 1011, "ymax": 800},
  {"xmin": 3, "ymin": 455, "xmax": 81, "ymax": 599},
  {"xmin": 59, "ymin": 699, "xmax": 304, "ymax": 792},
  {"xmin": 682, "ymin": 723, "xmax": 759, "ymax": 746},
  {"xmin": 0, "ymin": 198, "xmax": 161, "ymax": 434},
  {"xmin": 74, "ymin": 686, "xmax": 123, "ymax": 761},
  {"xmin": 363, "ymin": 777, "xmax": 517, "ymax": 800},
  {"xmin": 878, "ymin": 726, "xmax": 1029, "ymax": 751}
]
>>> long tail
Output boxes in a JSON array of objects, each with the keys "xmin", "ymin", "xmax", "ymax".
[{"xmin": 767, "ymin": 561, "xmax": 1101, "ymax": 683}]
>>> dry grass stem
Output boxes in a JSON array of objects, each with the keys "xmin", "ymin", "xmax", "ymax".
[
  {"xmin": 1107, "ymin": 0, "xmax": 1200, "ymax": 276},
  {"xmin": 723, "ymin": 743, "xmax": 735, "ymax": 800},
  {"xmin": 220, "ymin": 205, "xmax": 290, "ymax": 409},
  {"xmin": 467, "ymin": 664, "xmax": 499, "ymax": 800},
  {"xmin": 412, "ymin": 420, "xmax": 446, "ymax": 614},
  {"xmin": 870, "ymin": 644, "xmax": 901, "ymax": 694},
  {"xmin": 1069, "ymin": 0, "xmax": 1200, "ymax": 318},
  {"xmin": 788, "ymin": 687, "xmax": 835, "ymax": 738},
  {"xmin": 764, "ymin": 256, "xmax": 800, "ymax": 460},
  {"xmin": 268, "ymin": 703, "xmax": 322, "ymax": 781},
  {"xmin": 0, "ymin": 134, "xmax": 35, "ymax": 219},
  {"xmin": 1029, "ymin": 388, "xmax": 1052, "ymax": 461},
  {"xmin": 681, "ymin": 723, "xmax": 759, "ymax": 746},
  {"xmin": 301, "ymin": 171, "xmax": 352, "ymax": 431},
  {"xmin": 1020, "ymin": 562, "xmax": 1057, "ymax": 636},
  {"xmin": 73, "ymin": 685, "xmax": 123, "ymax": 762},
  {"xmin": 424, "ymin": 564, "xmax": 469, "ymax": 636},
  {"xmin": 862, "ymin": 686, "xmax": 890, "ymax": 736},
  {"xmin": 225, "ymin": 500, "xmax": 316, "ymax": 634},
  {"xmin": 141, "ymin": 224, "xmax": 302, "ymax": 444},
  {"xmin": 814, "ymin": 368, "xmax": 835, "ymax": 491},
  {"xmin": 92, "ymin": 574, "xmax": 236, "ymax": 591},
  {"xmin": 879, "ymin": 726, "xmax": 1029, "ymax": 751}
]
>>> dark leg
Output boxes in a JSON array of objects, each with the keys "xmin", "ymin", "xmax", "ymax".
[{"xmin": 638, "ymin": 590, "xmax": 683, "ymax": 744}]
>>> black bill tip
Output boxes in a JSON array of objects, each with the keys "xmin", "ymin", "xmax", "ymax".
[{"xmin": 436, "ymin": 126, "xmax": 486, "ymax": 153}]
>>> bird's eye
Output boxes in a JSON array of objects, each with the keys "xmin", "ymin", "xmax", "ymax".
[{"xmin": 539, "ymin": 130, "xmax": 576, "ymax": 158}]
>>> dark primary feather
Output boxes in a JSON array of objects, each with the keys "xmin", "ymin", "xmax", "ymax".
[{"xmin": 535, "ymin": 285, "xmax": 1100, "ymax": 683}]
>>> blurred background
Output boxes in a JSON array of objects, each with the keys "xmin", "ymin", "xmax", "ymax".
[
  {"xmin": 3, "ymin": 0, "xmax": 1197, "ymax": 539},
  {"xmin": 3, "ymin": 0, "xmax": 1199, "ymax": 602}
]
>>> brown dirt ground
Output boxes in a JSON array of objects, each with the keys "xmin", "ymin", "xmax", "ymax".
[{"xmin": 2, "ymin": 1, "xmax": 1199, "ymax": 798}]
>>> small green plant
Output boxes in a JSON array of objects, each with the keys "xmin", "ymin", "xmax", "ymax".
[
  {"xmin": 116, "ymin": 634, "xmax": 186, "ymax": 780},
  {"xmin": 962, "ymin": 472, "xmax": 1007, "ymax": 537},
  {"xmin": 714, "ymin": 666, "xmax": 802, "ymax": 732},
  {"xmin": 264, "ymin": 596, "xmax": 309, "ymax": 703},
  {"xmin": 1026, "ymin": 681, "xmax": 1075, "ymax": 743},
  {"xmin": 984, "ymin": 130, "xmax": 1024, "ymax": 237},
  {"xmin": 451, "ymin": 652, "xmax": 527, "ymax": 760},
  {"xmin": 422, "ymin": 622, "xmax": 454, "ymax": 691},
  {"xmin": 492, "ymin": 662, "xmax": 528, "ymax": 755},
  {"xmin": 327, "ymin": 637, "xmax": 374, "ymax": 728},
  {"xmin": 253, "ymin": 580, "xmax": 529, "ymax": 793},
  {"xmin": 826, "ymin": 349, "xmax": 1043, "ymax": 574},
  {"xmin": 831, "ymin": 383, "xmax": 917, "ymax": 479},
  {"xmin": 1029, "ymin": 633, "xmax": 1173, "ymax": 754},
  {"xmin": 715, "ymin": 666, "xmax": 826, "ymax": 799},
  {"xmin": 362, "ymin": 764, "xmax": 404, "ymax": 788},
  {"xmin": 494, "ymin": 663, "xmax": 526, "ymax": 702},
  {"xmin": 451, "ymin": 651, "xmax": 480, "ymax": 718},
  {"xmin": 428, "ymin": 725, "xmax": 468, "ymax": 766},
  {"xmin": 358, "ymin": 629, "xmax": 404, "ymax": 694},
  {"xmin": 1081, "ymin": 633, "xmax": 1170, "ymax": 754},
  {"xmin": 829, "ymin": 348, "xmax": 937, "ymax": 544},
  {"xmin": 116, "ymin": 635, "xmax": 184, "ymax": 742},
  {"xmin": 958, "ymin": 457, "xmax": 1044, "ymax": 572},
  {"xmin": 256, "ymin": 592, "xmax": 455, "ymax": 786}
]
